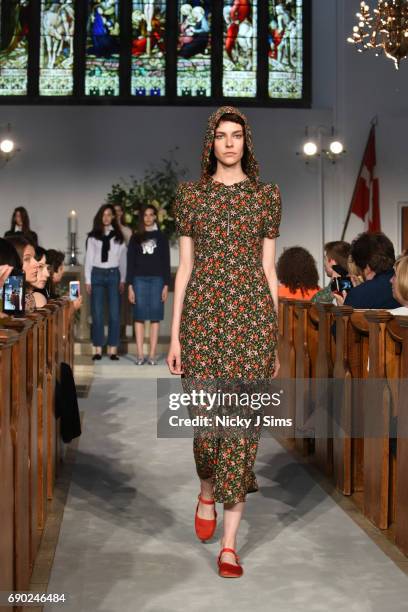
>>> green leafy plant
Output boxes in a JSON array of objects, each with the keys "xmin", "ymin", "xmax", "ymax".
[{"xmin": 106, "ymin": 149, "xmax": 188, "ymax": 245}]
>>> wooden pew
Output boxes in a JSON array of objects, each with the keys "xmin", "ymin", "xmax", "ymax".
[
  {"xmin": 278, "ymin": 298, "xmax": 296, "ymax": 439},
  {"xmin": 0, "ymin": 330, "xmax": 18, "ymax": 596},
  {"xmin": 293, "ymin": 301, "xmax": 314, "ymax": 455},
  {"xmin": 0, "ymin": 318, "xmax": 34, "ymax": 591},
  {"xmin": 363, "ymin": 311, "xmax": 394, "ymax": 530},
  {"xmin": 313, "ymin": 303, "xmax": 334, "ymax": 476},
  {"xmin": 26, "ymin": 312, "xmax": 48, "ymax": 552},
  {"xmin": 40, "ymin": 304, "xmax": 59, "ymax": 498},
  {"xmin": 394, "ymin": 316, "xmax": 408, "ymax": 554},
  {"xmin": 0, "ymin": 300, "xmax": 75, "ymax": 597},
  {"xmin": 332, "ymin": 306, "xmax": 354, "ymax": 495},
  {"xmin": 347, "ymin": 312, "xmax": 370, "ymax": 496}
]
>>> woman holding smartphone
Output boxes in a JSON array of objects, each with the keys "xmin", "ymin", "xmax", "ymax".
[
  {"xmin": 85, "ymin": 204, "xmax": 127, "ymax": 361},
  {"xmin": 5, "ymin": 235, "xmax": 39, "ymax": 313}
]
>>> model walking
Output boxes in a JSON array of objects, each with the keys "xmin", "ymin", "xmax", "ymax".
[
  {"xmin": 127, "ymin": 204, "xmax": 171, "ymax": 365},
  {"xmin": 167, "ymin": 106, "xmax": 281, "ymax": 577}
]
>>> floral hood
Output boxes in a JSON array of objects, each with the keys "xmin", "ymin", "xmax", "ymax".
[{"xmin": 200, "ymin": 105, "xmax": 260, "ymax": 183}]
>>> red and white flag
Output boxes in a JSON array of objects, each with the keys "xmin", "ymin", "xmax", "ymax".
[{"xmin": 342, "ymin": 125, "xmax": 381, "ymax": 239}]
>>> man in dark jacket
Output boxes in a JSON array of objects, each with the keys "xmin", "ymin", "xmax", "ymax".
[{"xmin": 343, "ymin": 232, "xmax": 400, "ymax": 309}]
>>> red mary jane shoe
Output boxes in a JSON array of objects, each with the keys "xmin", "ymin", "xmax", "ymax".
[
  {"xmin": 217, "ymin": 548, "xmax": 243, "ymax": 578},
  {"xmin": 194, "ymin": 493, "xmax": 217, "ymax": 542}
]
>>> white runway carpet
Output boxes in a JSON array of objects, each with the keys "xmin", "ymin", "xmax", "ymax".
[{"xmin": 47, "ymin": 357, "xmax": 408, "ymax": 611}]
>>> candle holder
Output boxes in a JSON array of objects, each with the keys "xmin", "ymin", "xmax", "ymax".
[
  {"xmin": 67, "ymin": 210, "xmax": 79, "ymax": 266},
  {"xmin": 68, "ymin": 232, "xmax": 78, "ymax": 266}
]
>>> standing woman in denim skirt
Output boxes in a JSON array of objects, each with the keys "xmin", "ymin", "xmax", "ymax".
[
  {"xmin": 85, "ymin": 204, "xmax": 127, "ymax": 361},
  {"xmin": 127, "ymin": 204, "xmax": 171, "ymax": 365}
]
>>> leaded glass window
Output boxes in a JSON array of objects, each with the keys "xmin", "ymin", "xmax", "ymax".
[
  {"xmin": 0, "ymin": 0, "xmax": 30, "ymax": 95},
  {"xmin": 39, "ymin": 0, "xmax": 75, "ymax": 96},
  {"xmin": 131, "ymin": 0, "xmax": 166, "ymax": 97},
  {"xmin": 85, "ymin": 0, "xmax": 120, "ymax": 96},
  {"xmin": 222, "ymin": 0, "xmax": 257, "ymax": 98},
  {"xmin": 177, "ymin": 0, "xmax": 211, "ymax": 98}
]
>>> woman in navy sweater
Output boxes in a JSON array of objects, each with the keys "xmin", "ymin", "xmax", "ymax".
[{"xmin": 127, "ymin": 204, "xmax": 171, "ymax": 365}]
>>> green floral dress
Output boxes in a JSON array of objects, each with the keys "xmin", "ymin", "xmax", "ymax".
[{"xmin": 172, "ymin": 106, "xmax": 282, "ymax": 504}]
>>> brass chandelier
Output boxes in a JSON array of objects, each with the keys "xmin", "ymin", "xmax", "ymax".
[{"xmin": 348, "ymin": 0, "xmax": 408, "ymax": 69}]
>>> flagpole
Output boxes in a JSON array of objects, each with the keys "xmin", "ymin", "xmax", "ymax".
[
  {"xmin": 340, "ymin": 117, "xmax": 378, "ymax": 240},
  {"xmin": 318, "ymin": 128, "xmax": 326, "ymax": 285}
]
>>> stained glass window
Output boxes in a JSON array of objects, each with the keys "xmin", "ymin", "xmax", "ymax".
[
  {"xmin": 0, "ymin": 0, "xmax": 309, "ymax": 105},
  {"xmin": 131, "ymin": 0, "xmax": 166, "ymax": 97},
  {"xmin": 222, "ymin": 0, "xmax": 257, "ymax": 98},
  {"xmin": 39, "ymin": 0, "xmax": 75, "ymax": 96},
  {"xmin": 177, "ymin": 0, "xmax": 211, "ymax": 98},
  {"xmin": 85, "ymin": 0, "xmax": 120, "ymax": 96},
  {"xmin": 0, "ymin": 0, "xmax": 30, "ymax": 96},
  {"xmin": 268, "ymin": 0, "xmax": 303, "ymax": 99}
]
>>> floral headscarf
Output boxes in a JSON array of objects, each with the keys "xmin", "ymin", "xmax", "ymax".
[{"xmin": 200, "ymin": 105, "xmax": 260, "ymax": 183}]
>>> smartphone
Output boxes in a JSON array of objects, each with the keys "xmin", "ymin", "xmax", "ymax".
[
  {"xmin": 2, "ymin": 270, "xmax": 25, "ymax": 316},
  {"xmin": 332, "ymin": 264, "xmax": 349, "ymax": 277},
  {"xmin": 330, "ymin": 276, "xmax": 354, "ymax": 294},
  {"xmin": 69, "ymin": 280, "xmax": 80, "ymax": 301}
]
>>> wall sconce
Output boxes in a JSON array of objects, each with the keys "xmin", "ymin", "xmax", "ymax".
[
  {"xmin": 297, "ymin": 126, "xmax": 346, "ymax": 164},
  {"xmin": 0, "ymin": 124, "xmax": 20, "ymax": 166},
  {"xmin": 296, "ymin": 125, "xmax": 347, "ymax": 283}
]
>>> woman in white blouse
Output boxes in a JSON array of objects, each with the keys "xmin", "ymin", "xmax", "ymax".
[{"xmin": 85, "ymin": 204, "xmax": 127, "ymax": 360}]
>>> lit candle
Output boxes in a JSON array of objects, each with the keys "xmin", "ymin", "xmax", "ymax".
[{"xmin": 69, "ymin": 210, "xmax": 78, "ymax": 234}]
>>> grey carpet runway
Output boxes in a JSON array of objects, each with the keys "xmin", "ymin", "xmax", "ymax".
[{"xmin": 47, "ymin": 357, "xmax": 408, "ymax": 612}]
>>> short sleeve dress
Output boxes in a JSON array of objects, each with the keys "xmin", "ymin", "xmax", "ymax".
[{"xmin": 173, "ymin": 176, "xmax": 282, "ymax": 503}]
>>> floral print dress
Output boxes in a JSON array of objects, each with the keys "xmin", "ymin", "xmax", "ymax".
[{"xmin": 172, "ymin": 106, "xmax": 282, "ymax": 504}]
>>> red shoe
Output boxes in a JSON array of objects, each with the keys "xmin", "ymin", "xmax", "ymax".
[
  {"xmin": 194, "ymin": 493, "xmax": 217, "ymax": 542},
  {"xmin": 217, "ymin": 547, "xmax": 243, "ymax": 578}
]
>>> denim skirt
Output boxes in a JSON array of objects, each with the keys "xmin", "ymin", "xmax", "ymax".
[{"xmin": 132, "ymin": 275, "xmax": 165, "ymax": 321}]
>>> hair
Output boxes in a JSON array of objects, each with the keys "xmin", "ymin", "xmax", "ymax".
[
  {"xmin": 347, "ymin": 254, "xmax": 363, "ymax": 282},
  {"xmin": 9, "ymin": 206, "xmax": 31, "ymax": 234},
  {"xmin": 47, "ymin": 249, "xmax": 65, "ymax": 274},
  {"xmin": 325, "ymin": 241, "xmax": 351, "ymax": 271},
  {"xmin": 0, "ymin": 237, "xmax": 22, "ymax": 270},
  {"xmin": 394, "ymin": 255, "xmax": 408, "ymax": 304},
  {"xmin": 277, "ymin": 246, "xmax": 320, "ymax": 296},
  {"xmin": 113, "ymin": 202, "xmax": 129, "ymax": 227},
  {"xmin": 88, "ymin": 204, "xmax": 124, "ymax": 243},
  {"xmin": 47, "ymin": 249, "xmax": 65, "ymax": 277},
  {"xmin": 46, "ymin": 250, "xmax": 65, "ymax": 299},
  {"xmin": 134, "ymin": 204, "xmax": 158, "ymax": 243},
  {"xmin": 5, "ymin": 234, "xmax": 31, "ymax": 264},
  {"xmin": 208, "ymin": 112, "xmax": 250, "ymax": 176},
  {"xmin": 34, "ymin": 245, "xmax": 47, "ymax": 262},
  {"xmin": 349, "ymin": 232, "xmax": 395, "ymax": 274}
]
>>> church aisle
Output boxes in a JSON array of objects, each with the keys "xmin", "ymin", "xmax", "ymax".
[{"xmin": 47, "ymin": 361, "xmax": 408, "ymax": 612}]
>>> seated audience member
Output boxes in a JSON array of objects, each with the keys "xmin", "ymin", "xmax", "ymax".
[
  {"xmin": 4, "ymin": 206, "xmax": 38, "ymax": 246},
  {"xmin": 6, "ymin": 235, "xmax": 39, "ymax": 313},
  {"xmin": 31, "ymin": 246, "xmax": 51, "ymax": 308},
  {"xmin": 389, "ymin": 255, "xmax": 408, "ymax": 315},
  {"xmin": 347, "ymin": 254, "xmax": 364, "ymax": 287},
  {"xmin": 0, "ymin": 238, "xmax": 21, "ymax": 316},
  {"xmin": 47, "ymin": 249, "xmax": 65, "ymax": 297},
  {"xmin": 312, "ymin": 240, "xmax": 351, "ymax": 304},
  {"xmin": 334, "ymin": 232, "xmax": 400, "ymax": 309},
  {"xmin": 47, "ymin": 249, "xmax": 82, "ymax": 310},
  {"xmin": 277, "ymin": 246, "xmax": 321, "ymax": 300}
]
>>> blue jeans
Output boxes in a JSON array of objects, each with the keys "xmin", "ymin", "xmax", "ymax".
[{"xmin": 90, "ymin": 267, "xmax": 121, "ymax": 347}]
